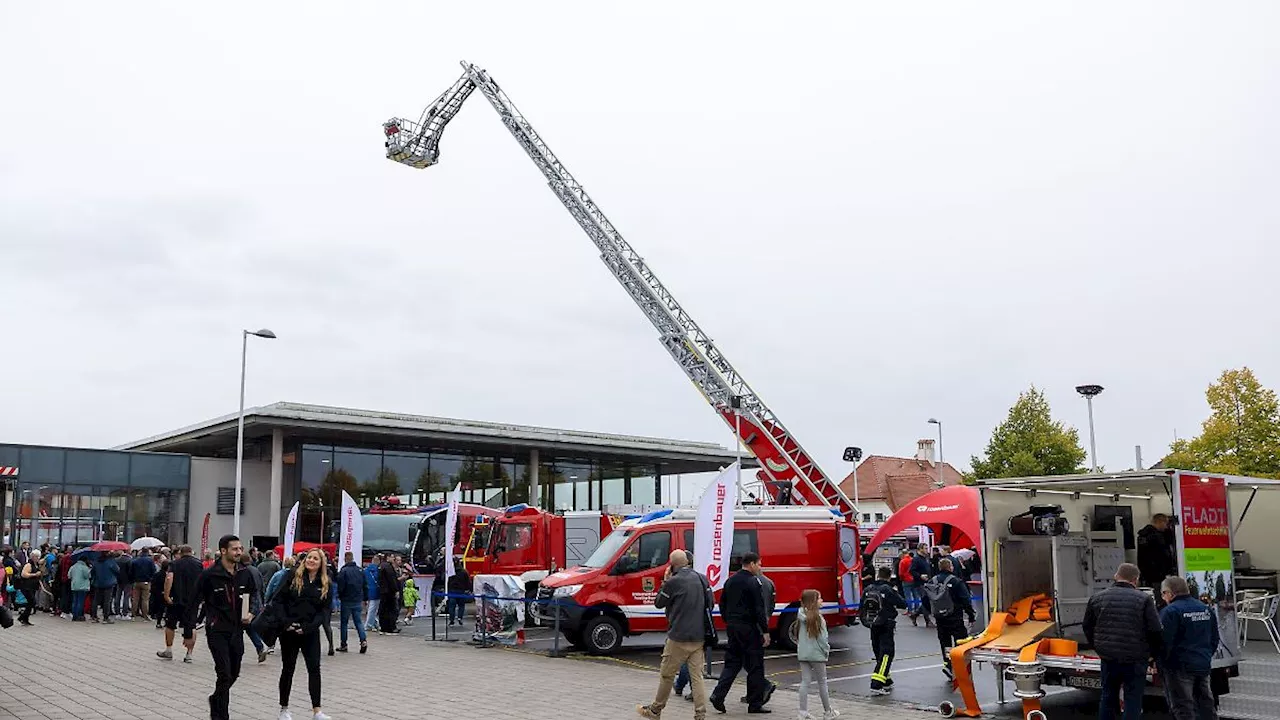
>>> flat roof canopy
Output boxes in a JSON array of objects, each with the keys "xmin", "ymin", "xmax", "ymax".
[{"xmin": 117, "ymin": 401, "xmax": 748, "ymax": 475}]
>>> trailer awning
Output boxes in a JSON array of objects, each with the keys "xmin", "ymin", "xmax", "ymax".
[{"xmin": 864, "ymin": 485, "xmax": 981, "ymax": 555}]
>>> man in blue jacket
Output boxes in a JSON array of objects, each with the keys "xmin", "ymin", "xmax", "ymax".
[
  {"xmin": 336, "ymin": 551, "xmax": 369, "ymax": 654},
  {"xmin": 1159, "ymin": 576, "xmax": 1219, "ymax": 720},
  {"xmin": 91, "ymin": 552, "xmax": 120, "ymax": 623},
  {"xmin": 363, "ymin": 553, "xmax": 383, "ymax": 632}
]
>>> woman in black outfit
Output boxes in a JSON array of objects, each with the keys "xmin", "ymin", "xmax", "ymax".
[
  {"xmin": 17, "ymin": 552, "xmax": 45, "ymax": 625},
  {"xmin": 272, "ymin": 548, "xmax": 331, "ymax": 720}
]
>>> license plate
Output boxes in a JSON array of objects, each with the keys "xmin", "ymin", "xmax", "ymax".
[{"xmin": 1065, "ymin": 675, "xmax": 1102, "ymax": 689}]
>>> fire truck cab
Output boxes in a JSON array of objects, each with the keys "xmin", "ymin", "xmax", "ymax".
[
  {"xmin": 463, "ymin": 504, "xmax": 618, "ymax": 601},
  {"xmin": 534, "ymin": 505, "xmax": 860, "ymax": 655}
]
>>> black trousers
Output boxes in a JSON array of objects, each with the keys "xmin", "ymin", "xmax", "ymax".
[
  {"xmin": 710, "ymin": 623, "xmax": 767, "ymax": 708},
  {"xmin": 207, "ymin": 630, "xmax": 244, "ymax": 720},
  {"xmin": 936, "ymin": 615, "xmax": 968, "ymax": 670},
  {"xmin": 279, "ymin": 630, "xmax": 322, "ymax": 709},
  {"xmin": 16, "ymin": 585, "xmax": 36, "ymax": 623},
  {"xmin": 378, "ymin": 596, "xmax": 399, "ymax": 632},
  {"xmin": 870, "ymin": 625, "xmax": 896, "ymax": 689},
  {"xmin": 93, "ymin": 586, "xmax": 114, "ymax": 619}
]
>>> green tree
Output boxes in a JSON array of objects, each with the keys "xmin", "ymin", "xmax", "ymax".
[
  {"xmin": 361, "ymin": 466, "xmax": 402, "ymax": 499},
  {"xmin": 1164, "ymin": 367, "xmax": 1280, "ymax": 477},
  {"xmin": 970, "ymin": 386, "xmax": 1088, "ymax": 479},
  {"xmin": 318, "ymin": 468, "xmax": 358, "ymax": 507}
]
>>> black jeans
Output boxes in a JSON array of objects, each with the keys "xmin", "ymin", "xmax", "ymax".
[
  {"xmin": 206, "ymin": 630, "xmax": 244, "ymax": 720},
  {"xmin": 870, "ymin": 625, "xmax": 896, "ymax": 689},
  {"xmin": 378, "ymin": 595, "xmax": 399, "ymax": 632},
  {"xmin": 279, "ymin": 630, "xmax": 322, "ymax": 709},
  {"xmin": 93, "ymin": 586, "xmax": 114, "ymax": 619},
  {"xmin": 1162, "ymin": 667, "xmax": 1216, "ymax": 720},
  {"xmin": 1099, "ymin": 659, "xmax": 1148, "ymax": 720},
  {"xmin": 16, "ymin": 587, "xmax": 35, "ymax": 624},
  {"xmin": 710, "ymin": 623, "xmax": 767, "ymax": 708}
]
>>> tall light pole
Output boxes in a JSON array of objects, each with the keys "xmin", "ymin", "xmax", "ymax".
[
  {"xmin": 1076, "ymin": 384, "xmax": 1104, "ymax": 473},
  {"xmin": 235, "ymin": 328, "xmax": 277, "ymax": 536},
  {"xmin": 928, "ymin": 418, "xmax": 944, "ymax": 487},
  {"xmin": 842, "ymin": 446, "xmax": 863, "ymax": 510}
]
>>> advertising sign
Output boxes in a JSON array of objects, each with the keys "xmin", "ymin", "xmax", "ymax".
[
  {"xmin": 694, "ymin": 462, "xmax": 739, "ymax": 591},
  {"xmin": 338, "ymin": 491, "xmax": 363, "ymax": 564},
  {"xmin": 1177, "ymin": 473, "xmax": 1238, "ymax": 664},
  {"xmin": 199, "ymin": 513, "xmax": 211, "ymax": 556}
]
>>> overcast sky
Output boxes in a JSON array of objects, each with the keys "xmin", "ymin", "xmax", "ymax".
[{"xmin": 2, "ymin": 3, "xmax": 1277, "ymax": 483}]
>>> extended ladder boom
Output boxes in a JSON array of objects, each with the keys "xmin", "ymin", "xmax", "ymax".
[{"xmin": 383, "ymin": 61, "xmax": 857, "ymax": 520}]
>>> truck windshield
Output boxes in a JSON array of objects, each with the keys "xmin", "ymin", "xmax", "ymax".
[{"xmin": 582, "ymin": 528, "xmax": 632, "ymax": 568}]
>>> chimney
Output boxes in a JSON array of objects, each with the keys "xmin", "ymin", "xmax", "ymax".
[{"xmin": 916, "ymin": 439, "xmax": 936, "ymax": 466}]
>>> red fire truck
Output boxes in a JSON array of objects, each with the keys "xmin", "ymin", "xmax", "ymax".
[
  {"xmin": 534, "ymin": 506, "xmax": 861, "ymax": 655},
  {"xmin": 461, "ymin": 504, "xmax": 619, "ymax": 600}
]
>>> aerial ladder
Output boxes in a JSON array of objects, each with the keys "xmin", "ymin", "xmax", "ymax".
[{"xmin": 383, "ymin": 61, "xmax": 858, "ymax": 521}]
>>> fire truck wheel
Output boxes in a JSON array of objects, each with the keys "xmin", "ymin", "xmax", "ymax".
[
  {"xmin": 582, "ymin": 615, "xmax": 624, "ymax": 655},
  {"xmin": 938, "ymin": 700, "xmax": 956, "ymax": 718},
  {"xmin": 775, "ymin": 613, "xmax": 799, "ymax": 651}
]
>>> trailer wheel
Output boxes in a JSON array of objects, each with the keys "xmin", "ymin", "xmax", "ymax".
[
  {"xmin": 582, "ymin": 615, "xmax": 624, "ymax": 655},
  {"xmin": 1025, "ymin": 711, "xmax": 1046, "ymax": 720},
  {"xmin": 938, "ymin": 700, "xmax": 956, "ymax": 718}
]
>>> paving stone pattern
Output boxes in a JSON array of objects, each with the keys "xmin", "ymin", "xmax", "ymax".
[{"xmin": 0, "ymin": 616, "xmax": 934, "ymax": 719}]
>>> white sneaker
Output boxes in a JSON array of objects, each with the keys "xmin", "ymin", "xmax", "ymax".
[
  {"xmin": 278, "ymin": 709, "xmax": 293, "ymax": 720},
  {"xmin": 799, "ymin": 713, "xmax": 815, "ymax": 720},
  {"xmin": 822, "ymin": 711, "xmax": 841, "ymax": 720},
  {"xmin": 313, "ymin": 712, "xmax": 331, "ymax": 720}
]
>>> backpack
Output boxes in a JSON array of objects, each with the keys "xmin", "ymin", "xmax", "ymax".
[
  {"xmin": 924, "ymin": 575, "xmax": 956, "ymax": 618},
  {"xmin": 858, "ymin": 584, "xmax": 884, "ymax": 628}
]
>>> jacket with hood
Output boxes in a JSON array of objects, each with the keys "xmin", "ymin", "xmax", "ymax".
[
  {"xmin": 796, "ymin": 607, "xmax": 831, "ymax": 662},
  {"xmin": 1137, "ymin": 524, "xmax": 1176, "ymax": 588},
  {"xmin": 655, "ymin": 566, "xmax": 713, "ymax": 644},
  {"xmin": 363, "ymin": 562, "xmax": 380, "ymax": 601}
]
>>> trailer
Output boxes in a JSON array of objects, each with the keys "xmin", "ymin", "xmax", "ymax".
[{"xmin": 941, "ymin": 469, "xmax": 1277, "ymax": 719}]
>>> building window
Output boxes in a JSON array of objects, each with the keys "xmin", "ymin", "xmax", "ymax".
[
  {"xmin": 861, "ymin": 513, "xmax": 871, "ymax": 523},
  {"xmin": 217, "ymin": 487, "xmax": 246, "ymax": 515},
  {"xmin": 875, "ymin": 512, "xmax": 886, "ymax": 523}
]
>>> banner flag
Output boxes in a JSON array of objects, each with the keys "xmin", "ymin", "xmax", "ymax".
[
  {"xmin": 339, "ymin": 490, "xmax": 363, "ymax": 564},
  {"xmin": 443, "ymin": 485, "xmax": 461, "ymax": 580},
  {"xmin": 283, "ymin": 501, "xmax": 300, "ymax": 558},
  {"xmin": 694, "ymin": 462, "xmax": 739, "ymax": 591},
  {"xmin": 200, "ymin": 513, "xmax": 211, "ymax": 557}
]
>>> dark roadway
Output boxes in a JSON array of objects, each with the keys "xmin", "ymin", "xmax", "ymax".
[{"xmin": 508, "ymin": 619, "xmax": 1179, "ymax": 719}]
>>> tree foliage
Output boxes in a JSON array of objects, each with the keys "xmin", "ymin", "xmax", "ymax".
[
  {"xmin": 1164, "ymin": 367, "xmax": 1280, "ymax": 477},
  {"xmin": 971, "ymin": 386, "xmax": 1088, "ymax": 479}
]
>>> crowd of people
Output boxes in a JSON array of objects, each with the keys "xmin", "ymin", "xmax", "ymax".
[{"xmin": 1, "ymin": 539, "xmax": 433, "ymax": 720}]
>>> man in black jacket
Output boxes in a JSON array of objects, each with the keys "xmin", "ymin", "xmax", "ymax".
[
  {"xmin": 925, "ymin": 558, "xmax": 975, "ymax": 680},
  {"xmin": 189, "ymin": 535, "xmax": 261, "ymax": 720},
  {"xmin": 908, "ymin": 547, "xmax": 934, "ymax": 627},
  {"xmin": 335, "ymin": 551, "xmax": 368, "ymax": 653},
  {"xmin": 709, "ymin": 552, "xmax": 771, "ymax": 714},
  {"xmin": 1084, "ymin": 562, "xmax": 1162, "ymax": 720},
  {"xmin": 377, "ymin": 554, "xmax": 402, "ymax": 634},
  {"xmin": 1137, "ymin": 514, "xmax": 1176, "ymax": 592},
  {"xmin": 866, "ymin": 566, "xmax": 908, "ymax": 695}
]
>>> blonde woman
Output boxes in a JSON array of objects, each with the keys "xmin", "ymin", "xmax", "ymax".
[{"xmin": 272, "ymin": 548, "xmax": 332, "ymax": 720}]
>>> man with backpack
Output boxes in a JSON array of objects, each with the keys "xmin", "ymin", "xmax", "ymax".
[
  {"xmin": 861, "ymin": 566, "xmax": 907, "ymax": 696},
  {"xmin": 924, "ymin": 557, "xmax": 975, "ymax": 680}
]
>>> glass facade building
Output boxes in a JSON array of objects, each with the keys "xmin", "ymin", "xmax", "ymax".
[
  {"xmin": 286, "ymin": 443, "xmax": 660, "ymax": 544},
  {"xmin": 0, "ymin": 444, "xmax": 190, "ymax": 549}
]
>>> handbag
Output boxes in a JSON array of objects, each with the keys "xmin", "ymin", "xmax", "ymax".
[{"xmin": 0, "ymin": 604, "xmax": 12, "ymax": 629}]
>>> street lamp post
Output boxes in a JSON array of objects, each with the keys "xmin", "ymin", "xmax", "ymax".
[
  {"xmin": 235, "ymin": 328, "xmax": 277, "ymax": 536},
  {"xmin": 842, "ymin": 446, "xmax": 863, "ymax": 511},
  {"xmin": 1075, "ymin": 384, "xmax": 1104, "ymax": 473},
  {"xmin": 928, "ymin": 418, "xmax": 944, "ymax": 487}
]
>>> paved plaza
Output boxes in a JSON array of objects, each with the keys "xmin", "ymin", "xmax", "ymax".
[{"xmin": 0, "ymin": 616, "xmax": 935, "ymax": 720}]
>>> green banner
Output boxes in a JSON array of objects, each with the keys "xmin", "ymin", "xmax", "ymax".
[{"xmin": 1184, "ymin": 548, "xmax": 1232, "ymax": 572}]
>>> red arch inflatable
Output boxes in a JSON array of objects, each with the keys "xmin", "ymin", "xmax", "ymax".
[{"xmin": 864, "ymin": 485, "xmax": 981, "ymax": 554}]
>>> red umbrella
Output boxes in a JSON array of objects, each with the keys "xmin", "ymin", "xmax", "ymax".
[{"xmin": 88, "ymin": 541, "xmax": 129, "ymax": 552}]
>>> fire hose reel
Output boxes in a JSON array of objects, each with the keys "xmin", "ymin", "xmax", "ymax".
[{"xmin": 1008, "ymin": 505, "xmax": 1070, "ymax": 536}]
